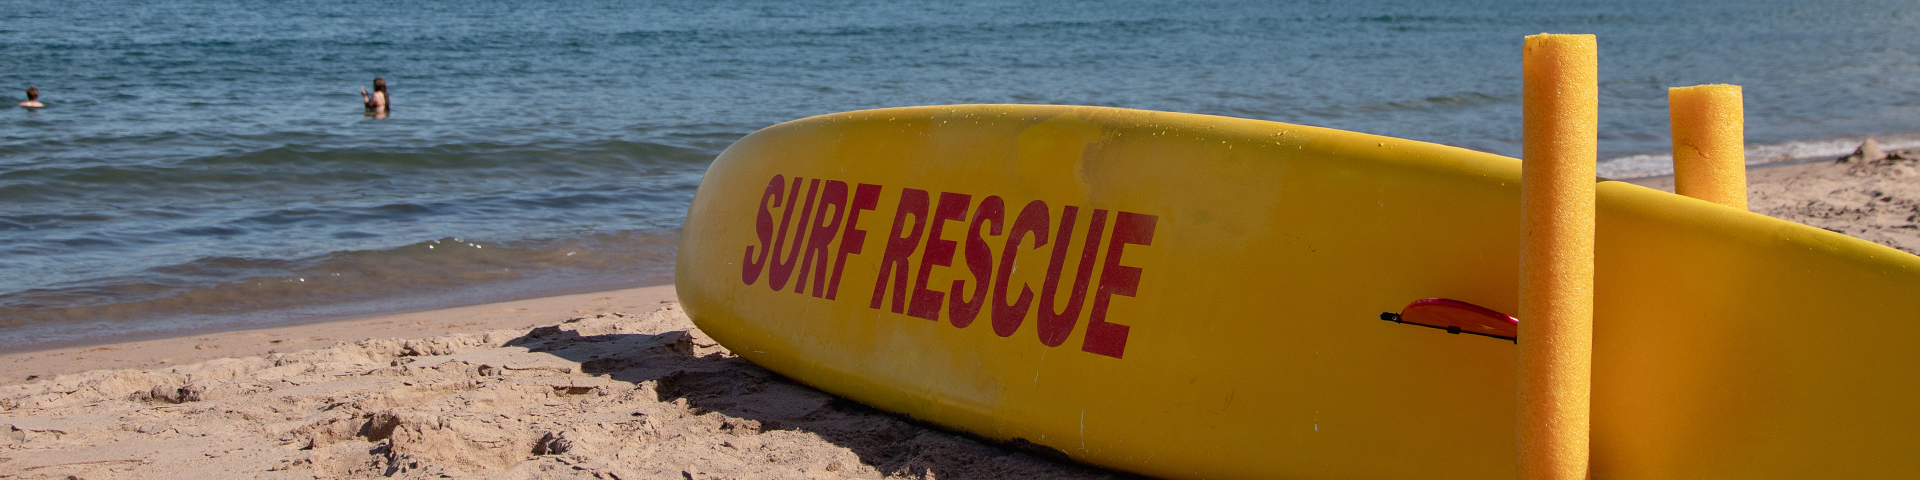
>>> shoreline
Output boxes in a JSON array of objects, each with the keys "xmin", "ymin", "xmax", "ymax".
[
  {"xmin": 4, "ymin": 148, "xmax": 1908, "ymax": 383},
  {"xmin": 6, "ymin": 146, "xmax": 1909, "ymax": 371},
  {"xmin": 0, "ymin": 132, "xmax": 1895, "ymax": 357},
  {"xmin": 1595, "ymin": 132, "xmax": 1920, "ymax": 179},
  {"xmin": 1611, "ymin": 150, "xmax": 1838, "ymax": 185},
  {"xmin": 0, "ymin": 285, "xmax": 678, "ymax": 387}
]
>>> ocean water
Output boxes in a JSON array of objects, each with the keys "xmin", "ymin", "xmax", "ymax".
[{"xmin": 6, "ymin": 0, "xmax": 1920, "ymax": 351}]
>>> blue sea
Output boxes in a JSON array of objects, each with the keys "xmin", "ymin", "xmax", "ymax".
[{"xmin": 6, "ymin": 0, "xmax": 1920, "ymax": 351}]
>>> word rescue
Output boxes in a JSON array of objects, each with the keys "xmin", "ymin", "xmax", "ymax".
[{"xmin": 738, "ymin": 174, "xmax": 1158, "ymax": 359}]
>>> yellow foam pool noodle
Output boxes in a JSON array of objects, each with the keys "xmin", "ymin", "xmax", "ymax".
[
  {"xmin": 1519, "ymin": 33, "xmax": 1596, "ymax": 480},
  {"xmin": 1670, "ymin": 84, "xmax": 1747, "ymax": 210}
]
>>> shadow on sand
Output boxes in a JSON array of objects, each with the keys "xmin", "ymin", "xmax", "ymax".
[{"xmin": 507, "ymin": 324, "xmax": 1142, "ymax": 479}]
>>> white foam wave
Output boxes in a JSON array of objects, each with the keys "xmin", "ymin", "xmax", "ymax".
[{"xmin": 1599, "ymin": 132, "xmax": 1920, "ymax": 179}]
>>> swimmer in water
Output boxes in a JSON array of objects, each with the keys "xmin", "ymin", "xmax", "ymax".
[
  {"xmin": 360, "ymin": 77, "xmax": 388, "ymax": 114},
  {"xmin": 19, "ymin": 87, "xmax": 43, "ymax": 108}
]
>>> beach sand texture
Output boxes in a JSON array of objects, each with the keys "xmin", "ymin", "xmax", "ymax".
[
  {"xmin": 1631, "ymin": 141, "xmax": 1920, "ymax": 255},
  {"xmin": 0, "ymin": 291, "xmax": 1126, "ymax": 480},
  {"xmin": 3, "ymin": 151, "xmax": 1916, "ymax": 479}
]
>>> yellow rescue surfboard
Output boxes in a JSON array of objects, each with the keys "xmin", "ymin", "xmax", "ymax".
[{"xmin": 674, "ymin": 104, "xmax": 1920, "ymax": 479}]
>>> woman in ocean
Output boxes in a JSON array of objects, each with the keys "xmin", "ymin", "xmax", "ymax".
[{"xmin": 360, "ymin": 78, "xmax": 388, "ymax": 116}]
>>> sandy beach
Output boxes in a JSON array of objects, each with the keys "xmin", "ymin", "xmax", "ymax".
[
  {"xmin": 4, "ymin": 148, "xmax": 1916, "ymax": 479},
  {"xmin": 1627, "ymin": 142, "xmax": 1920, "ymax": 255},
  {"xmin": 0, "ymin": 286, "xmax": 1129, "ymax": 479}
]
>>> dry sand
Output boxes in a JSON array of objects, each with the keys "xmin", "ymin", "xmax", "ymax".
[
  {"xmin": 0, "ymin": 288, "xmax": 1127, "ymax": 480},
  {"xmin": 4, "ymin": 145, "xmax": 1917, "ymax": 479},
  {"xmin": 1626, "ymin": 140, "xmax": 1920, "ymax": 255}
]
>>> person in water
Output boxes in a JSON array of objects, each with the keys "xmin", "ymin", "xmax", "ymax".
[
  {"xmin": 360, "ymin": 77, "xmax": 388, "ymax": 113},
  {"xmin": 18, "ymin": 87, "xmax": 43, "ymax": 108}
]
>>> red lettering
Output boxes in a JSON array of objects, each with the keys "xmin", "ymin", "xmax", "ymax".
[
  {"xmin": 1083, "ymin": 212, "xmax": 1155, "ymax": 358},
  {"xmin": 992, "ymin": 200, "xmax": 1050, "ymax": 337},
  {"xmin": 1037, "ymin": 208, "xmax": 1107, "ymax": 347},
  {"xmin": 948, "ymin": 195, "xmax": 1004, "ymax": 328},
  {"xmin": 908, "ymin": 192, "xmax": 971, "ymax": 320},
  {"xmin": 826, "ymin": 183, "xmax": 882, "ymax": 300},
  {"xmin": 795, "ymin": 180, "xmax": 848, "ymax": 296},
  {"xmin": 745, "ymin": 176, "xmax": 1154, "ymax": 359},
  {"xmin": 741, "ymin": 175, "xmax": 785, "ymax": 286},
  {"xmin": 869, "ymin": 188, "xmax": 930, "ymax": 313},
  {"xmin": 767, "ymin": 178, "xmax": 819, "ymax": 291}
]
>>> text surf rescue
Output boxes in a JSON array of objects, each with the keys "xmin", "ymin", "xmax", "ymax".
[{"xmin": 737, "ymin": 174, "xmax": 1158, "ymax": 359}]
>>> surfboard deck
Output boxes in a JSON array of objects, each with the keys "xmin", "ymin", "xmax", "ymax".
[{"xmin": 675, "ymin": 104, "xmax": 1920, "ymax": 479}]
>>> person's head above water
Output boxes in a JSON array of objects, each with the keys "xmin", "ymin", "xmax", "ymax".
[
  {"xmin": 19, "ymin": 87, "xmax": 42, "ymax": 108},
  {"xmin": 372, "ymin": 78, "xmax": 386, "ymax": 93}
]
